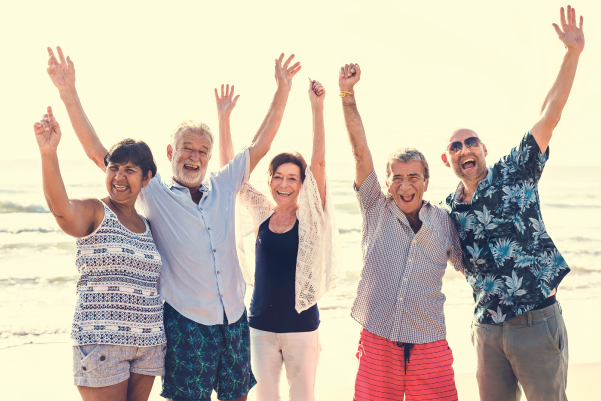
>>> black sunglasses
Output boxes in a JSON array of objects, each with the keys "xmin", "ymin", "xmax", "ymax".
[{"xmin": 446, "ymin": 137, "xmax": 481, "ymax": 155}]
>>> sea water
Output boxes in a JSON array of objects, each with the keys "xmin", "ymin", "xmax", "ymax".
[{"xmin": 1, "ymin": 159, "xmax": 600, "ymax": 349}]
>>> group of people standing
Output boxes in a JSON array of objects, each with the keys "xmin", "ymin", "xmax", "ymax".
[{"xmin": 33, "ymin": 5, "xmax": 582, "ymax": 401}]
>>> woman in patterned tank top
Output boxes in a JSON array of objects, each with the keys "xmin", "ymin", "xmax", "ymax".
[{"xmin": 34, "ymin": 106, "xmax": 165, "ymax": 400}]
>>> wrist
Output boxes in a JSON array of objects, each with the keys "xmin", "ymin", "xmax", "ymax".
[
  {"xmin": 59, "ymin": 87, "xmax": 78, "ymax": 101},
  {"xmin": 39, "ymin": 147, "xmax": 59, "ymax": 156},
  {"xmin": 276, "ymin": 84, "xmax": 292, "ymax": 94},
  {"xmin": 218, "ymin": 111, "xmax": 232, "ymax": 119},
  {"xmin": 565, "ymin": 47, "xmax": 583, "ymax": 57},
  {"xmin": 339, "ymin": 85, "xmax": 354, "ymax": 92},
  {"xmin": 311, "ymin": 103, "xmax": 324, "ymax": 112}
]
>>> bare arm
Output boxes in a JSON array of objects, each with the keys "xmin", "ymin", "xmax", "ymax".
[
  {"xmin": 309, "ymin": 79, "xmax": 327, "ymax": 210},
  {"xmin": 47, "ymin": 47, "xmax": 108, "ymax": 171},
  {"xmin": 215, "ymin": 84, "xmax": 239, "ymax": 168},
  {"xmin": 247, "ymin": 53, "xmax": 301, "ymax": 174},
  {"xmin": 34, "ymin": 107, "xmax": 102, "ymax": 238},
  {"xmin": 339, "ymin": 63, "xmax": 374, "ymax": 189},
  {"xmin": 531, "ymin": 6, "xmax": 584, "ymax": 154}
]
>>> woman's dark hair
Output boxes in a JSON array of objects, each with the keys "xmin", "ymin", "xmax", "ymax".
[
  {"xmin": 104, "ymin": 139, "xmax": 157, "ymax": 178},
  {"xmin": 268, "ymin": 152, "xmax": 307, "ymax": 183}
]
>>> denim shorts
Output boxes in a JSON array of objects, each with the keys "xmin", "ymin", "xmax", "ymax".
[
  {"xmin": 73, "ymin": 343, "xmax": 166, "ymax": 387},
  {"xmin": 161, "ymin": 302, "xmax": 256, "ymax": 401}
]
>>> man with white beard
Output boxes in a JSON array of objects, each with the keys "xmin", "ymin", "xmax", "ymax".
[{"xmin": 45, "ymin": 46, "xmax": 302, "ymax": 401}]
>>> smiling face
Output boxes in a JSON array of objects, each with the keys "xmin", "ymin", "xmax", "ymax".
[
  {"xmin": 269, "ymin": 163, "xmax": 302, "ymax": 208},
  {"xmin": 386, "ymin": 160, "xmax": 429, "ymax": 217},
  {"xmin": 105, "ymin": 161, "xmax": 151, "ymax": 204},
  {"xmin": 441, "ymin": 128, "xmax": 488, "ymax": 183},
  {"xmin": 168, "ymin": 130, "xmax": 212, "ymax": 188}
]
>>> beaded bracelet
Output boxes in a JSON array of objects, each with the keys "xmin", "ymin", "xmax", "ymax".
[{"xmin": 339, "ymin": 91, "xmax": 355, "ymax": 97}]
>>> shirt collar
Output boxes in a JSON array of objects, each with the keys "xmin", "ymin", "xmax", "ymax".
[
  {"xmin": 169, "ymin": 177, "xmax": 210, "ymax": 193},
  {"xmin": 453, "ymin": 167, "xmax": 493, "ymax": 203}
]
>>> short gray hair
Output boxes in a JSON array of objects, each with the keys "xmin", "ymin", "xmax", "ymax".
[
  {"xmin": 385, "ymin": 148, "xmax": 430, "ymax": 180},
  {"xmin": 170, "ymin": 120, "xmax": 214, "ymax": 153}
]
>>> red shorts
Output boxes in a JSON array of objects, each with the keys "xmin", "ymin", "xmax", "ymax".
[{"xmin": 354, "ymin": 328, "xmax": 458, "ymax": 401}]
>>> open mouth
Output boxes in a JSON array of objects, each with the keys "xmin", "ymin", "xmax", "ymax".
[
  {"xmin": 113, "ymin": 184, "xmax": 129, "ymax": 192},
  {"xmin": 276, "ymin": 191, "xmax": 292, "ymax": 197},
  {"xmin": 400, "ymin": 194, "xmax": 415, "ymax": 203},
  {"xmin": 183, "ymin": 163, "xmax": 200, "ymax": 171},
  {"xmin": 461, "ymin": 158, "xmax": 476, "ymax": 171}
]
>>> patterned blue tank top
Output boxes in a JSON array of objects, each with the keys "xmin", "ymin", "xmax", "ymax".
[{"xmin": 72, "ymin": 201, "xmax": 165, "ymax": 347}]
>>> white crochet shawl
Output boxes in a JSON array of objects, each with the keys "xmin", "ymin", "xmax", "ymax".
[{"xmin": 235, "ymin": 166, "xmax": 342, "ymax": 313}]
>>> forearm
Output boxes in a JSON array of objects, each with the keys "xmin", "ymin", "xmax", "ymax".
[
  {"xmin": 311, "ymin": 106, "xmax": 325, "ymax": 166},
  {"xmin": 532, "ymin": 49, "xmax": 581, "ymax": 153},
  {"xmin": 248, "ymin": 86, "xmax": 291, "ymax": 172},
  {"xmin": 310, "ymin": 105, "xmax": 326, "ymax": 210},
  {"xmin": 342, "ymin": 95, "xmax": 374, "ymax": 187},
  {"xmin": 59, "ymin": 88, "xmax": 107, "ymax": 170},
  {"xmin": 540, "ymin": 50, "xmax": 581, "ymax": 125},
  {"xmin": 218, "ymin": 112, "xmax": 235, "ymax": 168},
  {"xmin": 39, "ymin": 149, "xmax": 73, "ymax": 220}
]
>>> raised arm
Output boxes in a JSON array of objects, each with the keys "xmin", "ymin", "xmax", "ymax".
[
  {"xmin": 34, "ymin": 107, "xmax": 103, "ymax": 238},
  {"xmin": 531, "ymin": 6, "xmax": 585, "ymax": 154},
  {"xmin": 247, "ymin": 53, "xmax": 301, "ymax": 173},
  {"xmin": 339, "ymin": 63, "xmax": 374, "ymax": 189},
  {"xmin": 308, "ymin": 79, "xmax": 326, "ymax": 210},
  {"xmin": 47, "ymin": 47, "xmax": 108, "ymax": 171},
  {"xmin": 215, "ymin": 84, "xmax": 239, "ymax": 168}
]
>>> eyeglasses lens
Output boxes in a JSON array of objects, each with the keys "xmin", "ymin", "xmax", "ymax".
[
  {"xmin": 448, "ymin": 137, "xmax": 481, "ymax": 154},
  {"xmin": 464, "ymin": 137, "xmax": 480, "ymax": 148}
]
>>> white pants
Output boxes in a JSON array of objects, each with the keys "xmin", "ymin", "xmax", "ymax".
[{"xmin": 250, "ymin": 327, "xmax": 321, "ymax": 401}]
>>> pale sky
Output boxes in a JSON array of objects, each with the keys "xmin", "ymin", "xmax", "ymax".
[{"xmin": 4, "ymin": 0, "xmax": 601, "ymax": 184}]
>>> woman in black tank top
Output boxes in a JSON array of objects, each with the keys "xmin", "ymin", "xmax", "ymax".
[{"xmin": 218, "ymin": 79, "xmax": 331, "ymax": 401}]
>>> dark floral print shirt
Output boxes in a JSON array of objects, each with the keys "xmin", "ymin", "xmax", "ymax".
[{"xmin": 444, "ymin": 132, "xmax": 569, "ymax": 324}]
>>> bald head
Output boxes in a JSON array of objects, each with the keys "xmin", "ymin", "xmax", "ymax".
[{"xmin": 447, "ymin": 128, "xmax": 480, "ymax": 146}]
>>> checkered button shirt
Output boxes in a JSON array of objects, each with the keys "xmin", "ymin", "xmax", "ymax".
[{"xmin": 351, "ymin": 171, "xmax": 464, "ymax": 344}]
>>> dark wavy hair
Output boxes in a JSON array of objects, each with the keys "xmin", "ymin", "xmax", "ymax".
[
  {"xmin": 104, "ymin": 139, "xmax": 157, "ymax": 178},
  {"xmin": 268, "ymin": 151, "xmax": 307, "ymax": 183}
]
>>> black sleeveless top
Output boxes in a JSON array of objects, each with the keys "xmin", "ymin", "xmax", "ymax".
[{"xmin": 248, "ymin": 216, "xmax": 320, "ymax": 333}]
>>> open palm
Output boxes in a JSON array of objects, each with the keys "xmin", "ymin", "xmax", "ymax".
[
  {"xmin": 214, "ymin": 84, "xmax": 240, "ymax": 115},
  {"xmin": 33, "ymin": 106, "xmax": 62, "ymax": 150},
  {"xmin": 47, "ymin": 46, "xmax": 76, "ymax": 90},
  {"xmin": 553, "ymin": 5, "xmax": 585, "ymax": 52},
  {"xmin": 274, "ymin": 53, "xmax": 301, "ymax": 89}
]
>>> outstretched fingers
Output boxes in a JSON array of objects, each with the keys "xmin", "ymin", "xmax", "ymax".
[
  {"xmin": 57, "ymin": 46, "xmax": 66, "ymax": 63},
  {"xmin": 580, "ymin": 15, "xmax": 583, "ymax": 30},
  {"xmin": 283, "ymin": 54, "xmax": 295, "ymax": 69},
  {"xmin": 560, "ymin": 7, "xmax": 567, "ymax": 29}
]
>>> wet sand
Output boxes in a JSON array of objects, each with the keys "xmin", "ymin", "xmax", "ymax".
[{"xmin": 1, "ymin": 297, "xmax": 599, "ymax": 400}]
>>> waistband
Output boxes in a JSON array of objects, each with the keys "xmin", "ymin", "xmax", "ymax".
[{"xmin": 504, "ymin": 301, "xmax": 561, "ymax": 325}]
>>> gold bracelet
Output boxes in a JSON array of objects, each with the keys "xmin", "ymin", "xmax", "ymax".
[{"xmin": 339, "ymin": 90, "xmax": 355, "ymax": 97}]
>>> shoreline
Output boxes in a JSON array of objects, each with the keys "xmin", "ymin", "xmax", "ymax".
[{"xmin": 2, "ymin": 295, "xmax": 600, "ymax": 400}]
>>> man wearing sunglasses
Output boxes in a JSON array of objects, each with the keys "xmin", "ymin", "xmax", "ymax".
[{"xmin": 441, "ymin": 6, "xmax": 583, "ymax": 401}]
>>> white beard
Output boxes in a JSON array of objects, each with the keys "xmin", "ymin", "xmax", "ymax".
[{"xmin": 171, "ymin": 159, "xmax": 206, "ymax": 187}]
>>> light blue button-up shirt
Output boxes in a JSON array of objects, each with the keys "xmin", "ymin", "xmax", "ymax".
[{"xmin": 137, "ymin": 148, "xmax": 249, "ymax": 326}]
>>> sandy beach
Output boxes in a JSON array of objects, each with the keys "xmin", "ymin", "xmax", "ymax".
[{"xmin": 2, "ymin": 295, "xmax": 599, "ymax": 400}]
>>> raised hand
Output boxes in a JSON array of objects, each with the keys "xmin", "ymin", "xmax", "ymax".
[
  {"xmin": 34, "ymin": 106, "xmax": 62, "ymax": 150},
  {"xmin": 552, "ymin": 5, "xmax": 585, "ymax": 53},
  {"xmin": 274, "ymin": 53, "xmax": 301, "ymax": 89},
  {"xmin": 215, "ymin": 84, "xmax": 240, "ymax": 116},
  {"xmin": 47, "ymin": 46, "xmax": 76, "ymax": 91},
  {"xmin": 308, "ymin": 79, "xmax": 325, "ymax": 109},
  {"xmin": 339, "ymin": 63, "xmax": 361, "ymax": 92}
]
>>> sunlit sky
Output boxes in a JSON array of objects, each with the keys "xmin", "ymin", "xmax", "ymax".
[{"xmin": 4, "ymin": 0, "xmax": 601, "ymax": 185}]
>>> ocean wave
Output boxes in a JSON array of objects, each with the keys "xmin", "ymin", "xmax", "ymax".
[
  {"xmin": 0, "ymin": 228, "xmax": 60, "ymax": 234},
  {"xmin": 0, "ymin": 241, "xmax": 74, "ymax": 251},
  {"xmin": 339, "ymin": 228, "xmax": 361, "ymax": 234},
  {"xmin": 544, "ymin": 203, "xmax": 601, "ymax": 210},
  {"xmin": 0, "ymin": 201, "xmax": 48, "ymax": 214},
  {"xmin": 0, "ymin": 276, "xmax": 77, "ymax": 287}
]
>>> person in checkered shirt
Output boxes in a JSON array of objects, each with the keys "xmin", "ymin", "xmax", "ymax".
[{"xmin": 338, "ymin": 63, "xmax": 464, "ymax": 401}]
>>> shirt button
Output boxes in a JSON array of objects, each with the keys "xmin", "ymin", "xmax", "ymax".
[
  {"xmin": 213, "ymin": 249, "xmax": 216, "ymax": 253},
  {"xmin": 200, "ymin": 207, "xmax": 203, "ymax": 210},
  {"xmin": 399, "ymin": 297, "xmax": 403, "ymax": 301},
  {"xmin": 207, "ymin": 227, "xmax": 211, "ymax": 230},
  {"xmin": 217, "ymin": 271, "xmax": 220, "ymax": 274},
  {"xmin": 220, "ymin": 295, "xmax": 223, "ymax": 299},
  {"xmin": 99, "ymin": 355, "xmax": 106, "ymax": 361}
]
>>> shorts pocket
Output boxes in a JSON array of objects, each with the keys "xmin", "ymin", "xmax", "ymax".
[{"xmin": 75, "ymin": 344, "xmax": 106, "ymax": 373}]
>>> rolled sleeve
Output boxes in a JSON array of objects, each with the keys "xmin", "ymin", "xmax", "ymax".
[
  {"xmin": 354, "ymin": 170, "xmax": 384, "ymax": 213},
  {"xmin": 215, "ymin": 148, "xmax": 250, "ymax": 192}
]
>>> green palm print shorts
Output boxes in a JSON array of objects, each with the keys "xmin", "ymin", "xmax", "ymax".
[{"xmin": 160, "ymin": 302, "xmax": 256, "ymax": 401}]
